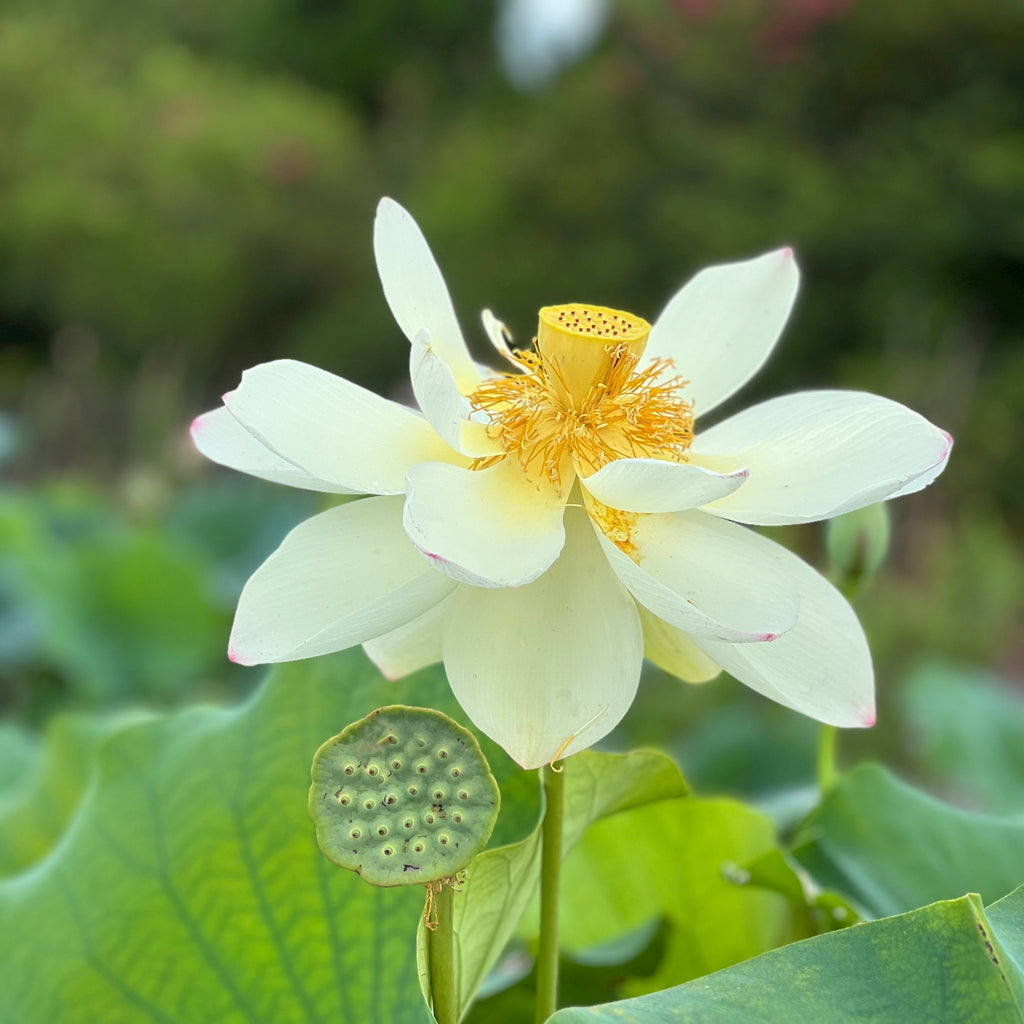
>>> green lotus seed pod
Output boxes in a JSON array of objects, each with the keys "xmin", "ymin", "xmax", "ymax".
[{"xmin": 309, "ymin": 705, "xmax": 500, "ymax": 887}]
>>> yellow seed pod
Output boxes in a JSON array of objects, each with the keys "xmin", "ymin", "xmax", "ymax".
[{"xmin": 536, "ymin": 304, "xmax": 651, "ymax": 407}]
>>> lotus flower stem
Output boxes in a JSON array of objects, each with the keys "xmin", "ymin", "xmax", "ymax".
[
  {"xmin": 535, "ymin": 761, "xmax": 566, "ymax": 1022},
  {"xmin": 427, "ymin": 881, "xmax": 457, "ymax": 1024},
  {"xmin": 818, "ymin": 724, "xmax": 838, "ymax": 797}
]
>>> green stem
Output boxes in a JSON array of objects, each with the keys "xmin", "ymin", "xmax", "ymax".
[
  {"xmin": 535, "ymin": 761, "xmax": 566, "ymax": 1024},
  {"xmin": 817, "ymin": 724, "xmax": 838, "ymax": 797},
  {"xmin": 428, "ymin": 882, "xmax": 457, "ymax": 1024}
]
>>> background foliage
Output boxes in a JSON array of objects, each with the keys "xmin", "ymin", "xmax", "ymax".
[{"xmin": 0, "ymin": 0, "xmax": 1020, "ymax": 1018}]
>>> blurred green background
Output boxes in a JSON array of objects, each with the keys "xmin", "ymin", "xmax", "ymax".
[{"xmin": 0, "ymin": 0, "xmax": 1020, "ymax": 808}]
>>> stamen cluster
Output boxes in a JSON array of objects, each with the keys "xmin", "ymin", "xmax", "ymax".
[{"xmin": 469, "ymin": 342, "xmax": 694, "ymax": 491}]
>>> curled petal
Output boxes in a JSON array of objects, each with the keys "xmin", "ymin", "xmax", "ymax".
[
  {"xmin": 229, "ymin": 497, "xmax": 454, "ymax": 664},
  {"xmin": 374, "ymin": 197, "xmax": 483, "ymax": 393},
  {"xmin": 582, "ymin": 458, "xmax": 748, "ymax": 514},
  {"xmin": 594, "ymin": 510, "xmax": 800, "ymax": 642},
  {"xmin": 190, "ymin": 408, "xmax": 356, "ymax": 494},
  {"xmin": 443, "ymin": 508, "xmax": 643, "ymax": 769},
  {"xmin": 481, "ymin": 308, "xmax": 520, "ymax": 367},
  {"xmin": 403, "ymin": 460, "xmax": 566, "ymax": 587},
  {"xmin": 410, "ymin": 327, "xmax": 467, "ymax": 452},
  {"xmin": 647, "ymin": 248, "xmax": 799, "ymax": 418},
  {"xmin": 409, "ymin": 329, "xmax": 503, "ymax": 458},
  {"xmin": 692, "ymin": 391, "xmax": 953, "ymax": 526},
  {"xmin": 693, "ymin": 539, "xmax": 875, "ymax": 727},
  {"xmin": 224, "ymin": 359, "xmax": 463, "ymax": 494}
]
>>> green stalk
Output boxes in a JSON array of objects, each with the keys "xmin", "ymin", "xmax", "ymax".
[
  {"xmin": 817, "ymin": 724, "xmax": 838, "ymax": 797},
  {"xmin": 535, "ymin": 761, "xmax": 566, "ymax": 1024},
  {"xmin": 427, "ymin": 882, "xmax": 458, "ymax": 1024}
]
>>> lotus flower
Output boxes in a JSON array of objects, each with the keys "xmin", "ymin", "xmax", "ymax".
[{"xmin": 192, "ymin": 198, "xmax": 951, "ymax": 768}]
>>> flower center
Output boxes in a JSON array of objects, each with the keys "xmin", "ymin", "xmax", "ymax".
[{"xmin": 469, "ymin": 303, "xmax": 695, "ymax": 492}]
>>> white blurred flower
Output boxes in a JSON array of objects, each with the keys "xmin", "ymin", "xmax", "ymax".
[
  {"xmin": 495, "ymin": 0, "xmax": 609, "ymax": 90},
  {"xmin": 192, "ymin": 198, "xmax": 951, "ymax": 769}
]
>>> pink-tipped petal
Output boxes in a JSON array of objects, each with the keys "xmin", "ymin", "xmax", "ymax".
[
  {"xmin": 692, "ymin": 534, "xmax": 875, "ymax": 728},
  {"xmin": 594, "ymin": 510, "xmax": 800, "ymax": 643},
  {"xmin": 223, "ymin": 359, "xmax": 463, "ymax": 495},
  {"xmin": 191, "ymin": 407, "xmax": 356, "ymax": 494},
  {"xmin": 886, "ymin": 427, "xmax": 953, "ymax": 500},
  {"xmin": 693, "ymin": 391, "xmax": 953, "ymax": 524}
]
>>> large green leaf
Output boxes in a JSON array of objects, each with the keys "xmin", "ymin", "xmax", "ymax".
[
  {"xmin": 417, "ymin": 749, "xmax": 687, "ymax": 1019},
  {"xmin": 900, "ymin": 659, "xmax": 1024, "ymax": 815},
  {"xmin": 0, "ymin": 709, "xmax": 155, "ymax": 878},
  {"xmin": 463, "ymin": 920, "xmax": 671, "ymax": 1023},
  {"xmin": 0, "ymin": 485, "xmax": 228, "ymax": 704},
  {"xmin": 0, "ymin": 652, "xmax": 530, "ymax": 1024},
  {"xmin": 552, "ymin": 796, "xmax": 795, "ymax": 996},
  {"xmin": 549, "ymin": 888, "xmax": 1024, "ymax": 1024},
  {"xmin": 988, "ymin": 887, "xmax": 1024, "ymax": 1000},
  {"xmin": 793, "ymin": 762, "xmax": 1024, "ymax": 917},
  {"xmin": 0, "ymin": 721, "xmax": 36, "ymax": 789},
  {"xmin": 737, "ymin": 846, "xmax": 860, "ymax": 935}
]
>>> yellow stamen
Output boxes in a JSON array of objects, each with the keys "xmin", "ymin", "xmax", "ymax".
[
  {"xmin": 469, "ymin": 303, "xmax": 694, "ymax": 493},
  {"xmin": 549, "ymin": 704, "xmax": 610, "ymax": 765},
  {"xmin": 583, "ymin": 493, "xmax": 640, "ymax": 558}
]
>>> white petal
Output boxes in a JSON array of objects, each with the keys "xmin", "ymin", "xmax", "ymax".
[
  {"xmin": 887, "ymin": 429, "xmax": 954, "ymax": 499},
  {"xmin": 443, "ymin": 508, "xmax": 643, "ymax": 769},
  {"xmin": 481, "ymin": 308, "xmax": 519, "ymax": 366},
  {"xmin": 228, "ymin": 496, "xmax": 455, "ymax": 664},
  {"xmin": 223, "ymin": 359, "xmax": 462, "ymax": 495},
  {"xmin": 594, "ymin": 510, "xmax": 799, "ymax": 642},
  {"xmin": 646, "ymin": 248, "xmax": 799, "ymax": 418},
  {"xmin": 190, "ymin": 408, "xmax": 357, "ymax": 493},
  {"xmin": 640, "ymin": 607, "xmax": 721, "ymax": 683},
  {"xmin": 403, "ymin": 459, "xmax": 566, "ymax": 587},
  {"xmin": 692, "ymin": 391, "xmax": 953, "ymax": 526},
  {"xmin": 362, "ymin": 595, "xmax": 451, "ymax": 680},
  {"xmin": 460, "ymin": 419, "xmax": 505, "ymax": 459},
  {"xmin": 409, "ymin": 329, "xmax": 502, "ymax": 458},
  {"xmin": 409, "ymin": 328, "xmax": 470, "ymax": 451},
  {"xmin": 581, "ymin": 458, "xmax": 748, "ymax": 514},
  {"xmin": 374, "ymin": 197, "xmax": 483, "ymax": 393},
  {"xmin": 692, "ymin": 538, "xmax": 875, "ymax": 727}
]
